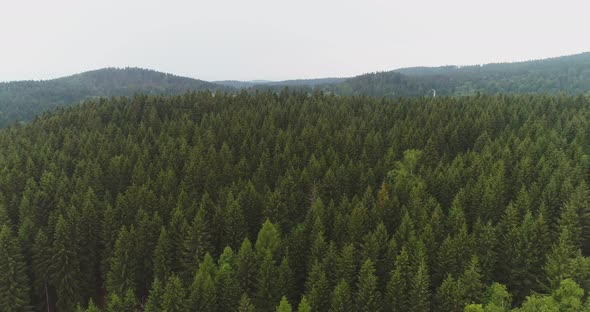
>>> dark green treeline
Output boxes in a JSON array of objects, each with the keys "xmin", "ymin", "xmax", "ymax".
[{"xmin": 1, "ymin": 91, "xmax": 590, "ymax": 311}]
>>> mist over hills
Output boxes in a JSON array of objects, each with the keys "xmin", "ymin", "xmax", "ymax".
[{"xmin": 1, "ymin": 53, "xmax": 589, "ymax": 127}]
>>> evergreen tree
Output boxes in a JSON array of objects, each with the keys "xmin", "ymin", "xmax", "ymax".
[
  {"xmin": 144, "ymin": 278, "xmax": 164, "ymax": 312},
  {"xmin": 0, "ymin": 225, "xmax": 31, "ymax": 312},
  {"xmin": 106, "ymin": 226, "xmax": 138, "ymax": 297},
  {"xmin": 32, "ymin": 229, "xmax": 52, "ymax": 312},
  {"xmin": 297, "ymin": 295, "xmax": 312, "ymax": 312},
  {"xmin": 153, "ymin": 227, "xmax": 173, "ymax": 283},
  {"xmin": 276, "ymin": 296, "xmax": 293, "ymax": 312},
  {"xmin": 434, "ymin": 274, "xmax": 462, "ymax": 312},
  {"xmin": 238, "ymin": 293, "xmax": 256, "ymax": 312},
  {"xmin": 305, "ymin": 260, "xmax": 330, "ymax": 312},
  {"xmin": 237, "ymin": 238, "xmax": 258, "ymax": 296},
  {"xmin": 408, "ymin": 260, "xmax": 430, "ymax": 312},
  {"xmin": 256, "ymin": 249, "xmax": 278, "ymax": 311},
  {"xmin": 459, "ymin": 256, "xmax": 485, "ymax": 306},
  {"xmin": 329, "ymin": 280, "xmax": 353, "ymax": 312},
  {"xmin": 355, "ymin": 259, "xmax": 381, "ymax": 312},
  {"xmin": 189, "ymin": 253, "xmax": 218, "ymax": 312},
  {"xmin": 161, "ymin": 275, "xmax": 188, "ymax": 312},
  {"xmin": 51, "ymin": 215, "xmax": 81, "ymax": 311},
  {"xmin": 216, "ymin": 263, "xmax": 240, "ymax": 312}
]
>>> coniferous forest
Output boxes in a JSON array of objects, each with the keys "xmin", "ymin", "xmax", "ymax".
[{"xmin": 3, "ymin": 90, "xmax": 590, "ymax": 312}]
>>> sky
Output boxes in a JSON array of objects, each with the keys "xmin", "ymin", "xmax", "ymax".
[{"xmin": 1, "ymin": 0, "xmax": 589, "ymax": 82}]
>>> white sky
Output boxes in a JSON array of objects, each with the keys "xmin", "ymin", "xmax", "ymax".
[{"xmin": 1, "ymin": 0, "xmax": 589, "ymax": 82}]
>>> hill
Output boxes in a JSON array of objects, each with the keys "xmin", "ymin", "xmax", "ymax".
[
  {"xmin": 2, "ymin": 91, "xmax": 590, "ymax": 311},
  {"xmin": 326, "ymin": 52, "xmax": 590, "ymax": 97},
  {"xmin": 0, "ymin": 67, "xmax": 229, "ymax": 127}
]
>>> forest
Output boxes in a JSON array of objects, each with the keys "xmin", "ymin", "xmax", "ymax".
[
  {"xmin": 2, "ymin": 90, "xmax": 590, "ymax": 311},
  {"xmin": 2, "ymin": 53, "xmax": 590, "ymax": 130},
  {"xmin": 0, "ymin": 68, "xmax": 227, "ymax": 128},
  {"xmin": 326, "ymin": 52, "xmax": 590, "ymax": 97}
]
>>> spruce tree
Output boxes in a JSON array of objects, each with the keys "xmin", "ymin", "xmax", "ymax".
[
  {"xmin": 276, "ymin": 296, "xmax": 293, "ymax": 312},
  {"xmin": 51, "ymin": 215, "xmax": 81, "ymax": 311},
  {"xmin": 144, "ymin": 278, "xmax": 164, "ymax": 312},
  {"xmin": 297, "ymin": 295, "xmax": 312, "ymax": 312},
  {"xmin": 256, "ymin": 249, "xmax": 278, "ymax": 311},
  {"xmin": 0, "ymin": 225, "xmax": 31, "ymax": 312},
  {"xmin": 408, "ymin": 260, "xmax": 430, "ymax": 312},
  {"xmin": 329, "ymin": 280, "xmax": 353, "ymax": 312},
  {"xmin": 355, "ymin": 259, "xmax": 381, "ymax": 312},
  {"xmin": 238, "ymin": 293, "xmax": 256, "ymax": 312},
  {"xmin": 161, "ymin": 275, "xmax": 187, "ymax": 312},
  {"xmin": 237, "ymin": 238, "xmax": 258, "ymax": 296}
]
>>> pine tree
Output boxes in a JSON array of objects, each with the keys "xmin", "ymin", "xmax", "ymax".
[
  {"xmin": 256, "ymin": 249, "xmax": 278, "ymax": 311},
  {"xmin": 237, "ymin": 238, "xmax": 258, "ymax": 297},
  {"xmin": 336, "ymin": 243, "xmax": 356, "ymax": 289},
  {"xmin": 216, "ymin": 263, "xmax": 240, "ymax": 312},
  {"xmin": 224, "ymin": 193, "xmax": 247, "ymax": 249},
  {"xmin": 32, "ymin": 229, "xmax": 52, "ymax": 312},
  {"xmin": 434, "ymin": 274, "xmax": 462, "ymax": 312},
  {"xmin": 0, "ymin": 225, "xmax": 31, "ymax": 312},
  {"xmin": 189, "ymin": 253, "xmax": 218, "ymax": 312},
  {"xmin": 305, "ymin": 261, "xmax": 330, "ymax": 312},
  {"xmin": 106, "ymin": 289, "xmax": 136, "ymax": 312},
  {"xmin": 106, "ymin": 226, "xmax": 138, "ymax": 297},
  {"xmin": 51, "ymin": 215, "xmax": 81, "ymax": 311},
  {"xmin": 459, "ymin": 256, "xmax": 484, "ymax": 306},
  {"xmin": 161, "ymin": 275, "xmax": 187, "ymax": 312},
  {"xmin": 153, "ymin": 227, "xmax": 173, "ymax": 283},
  {"xmin": 408, "ymin": 260, "xmax": 430, "ymax": 312},
  {"xmin": 238, "ymin": 293, "xmax": 256, "ymax": 312},
  {"xmin": 144, "ymin": 278, "xmax": 164, "ymax": 312},
  {"xmin": 297, "ymin": 295, "xmax": 312, "ymax": 312},
  {"xmin": 276, "ymin": 296, "xmax": 293, "ymax": 312},
  {"xmin": 355, "ymin": 259, "xmax": 381, "ymax": 312},
  {"xmin": 329, "ymin": 280, "xmax": 353, "ymax": 312},
  {"xmin": 278, "ymin": 256, "xmax": 295, "ymax": 303},
  {"xmin": 255, "ymin": 219, "xmax": 282, "ymax": 258},
  {"xmin": 181, "ymin": 208, "xmax": 212, "ymax": 276}
]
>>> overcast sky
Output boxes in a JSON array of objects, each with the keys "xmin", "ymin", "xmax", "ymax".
[{"xmin": 1, "ymin": 0, "xmax": 589, "ymax": 82}]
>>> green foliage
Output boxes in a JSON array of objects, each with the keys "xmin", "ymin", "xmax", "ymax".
[
  {"xmin": 161, "ymin": 275, "xmax": 187, "ymax": 312},
  {"xmin": 0, "ymin": 225, "xmax": 31, "ymax": 312},
  {"xmin": 276, "ymin": 296, "xmax": 293, "ymax": 312},
  {"xmin": 329, "ymin": 280, "xmax": 353, "ymax": 312},
  {"xmin": 2, "ymin": 91, "xmax": 590, "ymax": 311},
  {"xmin": 238, "ymin": 293, "xmax": 256, "ymax": 312},
  {"xmin": 355, "ymin": 259, "xmax": 381, "ymax": 312}
]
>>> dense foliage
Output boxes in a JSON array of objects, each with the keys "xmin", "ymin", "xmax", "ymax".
[
  {"xmin": 325, "ymin": 52, "xmax": 590, "ymax": 97},
  {"xmin": 0, "ymin": 68, "xmax": 228, "ymax": 128},
  {"xmin": 1, "ymin": 91, "xmax": 590, "ymax": 311},
  {"xmin": 3, "ymin": 53, "xmax": 589, "ymax": 129}
]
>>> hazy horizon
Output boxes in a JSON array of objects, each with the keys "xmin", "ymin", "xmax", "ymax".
[{"xmin": 2, "ymin": 0, "xmax": 589, "ymax": 82}]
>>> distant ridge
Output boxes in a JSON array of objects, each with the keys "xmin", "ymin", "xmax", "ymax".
[
  {"xmin": 0, "ymin": 67, "xmax": 230, "ymax": 127},
  {"xmin": 1, "ymin": 53, "xmax": 589, "ymax": 128},
  {"xmin": 325, "ymin": 52, "xmax": 590, "ymax": 97}
]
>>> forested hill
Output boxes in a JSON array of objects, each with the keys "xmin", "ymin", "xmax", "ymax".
[
  {"xmin": 325, "ymin": 52, "xmax": 590, "ymax": 97},
  {"xmin": 3, "ymin": 91, "xmax": 590, "ymax": 311},
  {"xmin": 0, "ymin": 67, "xmax": 229, "ymax": 128}
]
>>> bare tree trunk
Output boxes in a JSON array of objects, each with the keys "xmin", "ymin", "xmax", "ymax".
[{"xmin": 45, "ymin": 280, "xmax": 50, "ymax": 312}]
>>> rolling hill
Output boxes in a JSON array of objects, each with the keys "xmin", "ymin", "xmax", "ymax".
[
  {"xmin": 325, "ymin": 52, "xmax": 590, "ymax": 97},
  {"xmin": 0, "ymin": 67, "xmax": 229, "ymax": 127}
]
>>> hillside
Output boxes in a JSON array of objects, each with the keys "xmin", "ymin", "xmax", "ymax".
[
  {"xmin": 2, "ymin": 91, "xmax": 590, "ymax": 311},
  {"xmin": 325, "ymin": 52, "xmax": 590, "ymax": 97},
  {"xmin": 0, "ymin": 67, "xmax": 229, "ymax": 127}
]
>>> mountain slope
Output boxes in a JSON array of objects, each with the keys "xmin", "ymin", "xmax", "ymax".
[
  {"xmin": 325, "ymin": 52, "xmax": 590, "ymax": 97},
  {"xmin": 0, "ymin": 67, "xmax": 229, "ymax": 127}
]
